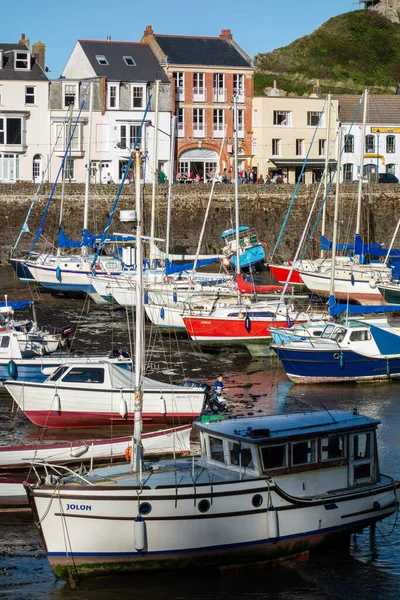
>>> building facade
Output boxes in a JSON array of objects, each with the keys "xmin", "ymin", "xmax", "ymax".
[
  {"xmin": 142, "ymin": 26, "xmax": 254, "ymax": 180},
  {"xmin": 252, "ymin": 94, "xmax": 339, "ymax": 184},
  {"xmin": 49, "ymin": 39, "xmax": 172, "ymax": 184},
  {"xmin": 0, "ymin": 34, "xmax": 49, "ymax": 183}
]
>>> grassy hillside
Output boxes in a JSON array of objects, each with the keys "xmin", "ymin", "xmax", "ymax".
[{"xmin": 255, "ymin": 10, "xmax": 400, "ymax": 96}]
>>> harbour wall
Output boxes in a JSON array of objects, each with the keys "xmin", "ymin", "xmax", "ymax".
[{"xmin": 0, "ymin": 183, "xmax": 399, "ymax": 264}]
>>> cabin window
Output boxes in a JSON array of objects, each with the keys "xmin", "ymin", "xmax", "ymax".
[
  {"xmin": 321, "ymin": 324, "xmax": 335, "ymax": 339},
  {"xmin": 331, "ymin": 327, "xmax": 346, "ymax": 342},
  {"xmin": 352, "ymin": 432, "xmax": 374, "ymax": 482},
  {"xmin": 228, "ymin": 441, "xmax": 254, "ymax": 468},
  {"xmin": 260, "ymin": 444, "xmax": 287, "ymax": 470},
  {"xmin": 1, "ymin": 335, "xmax": 10, "ymax": 348},
  {"xmin": 61, "ymin": 367, "xmax": 105, "ymax": 384},
  {"xmin": 209, "ymin": 436, "xmax": 225, "ymax": 463},
  {"xmin": 49, "ymin": 366, "xmax": 69, "ymax": 381},
  {"xmin": 321, "ymin": 435, "xmax": 345, "ymax": 461},
  {"xmin": 292, "ymin": 439, "xmax": 316, "ymax": 466},
  {"xmin": 349, "ymin": 330, "xmax": 371, "ymax": 342}
]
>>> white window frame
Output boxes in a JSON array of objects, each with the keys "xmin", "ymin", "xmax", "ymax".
[
  {"xmin": 131, "ymin": 84, "xmax": 145, "ymax": 109},
  {"xmin": 173, "ymin": 72, "xmax": 185, "ymax": 101},
  {"xmin": 177, "ymin": 108, "xmax": 184, "ymax": 137},
  {"xmin": 119, "ymin": 124, "xmax": 142, "ymax": 151},
  {"xmin": 344, "ymin": 134, "xmax": 354, "ymax": 153},
  {"xmin": 365, "ymin": 135, "xmax": 375, "ymax": 153},
  {"xmin": 0, "ymin": 116, "xmax": 23, "ymax": 146},
  {"xmin": 96, "ymin": 55, "xmax": 109, "ymax": 65},
  {"xmin": 386, "ymin": 135, "xmax": 396, "ymax": 154},
  {"xmin": 343, "ymin": 163, "xmax": 353, "ymax": 182},
  {"xmin": 233, "ymin": 74, "xmax": 244, "ymax": 102},
  {"xmin": 272, "ymin": 139, "xmax": 280, "ymax": 156},
  {"xmin": 193, "ymin": 72, "xmax": 205, "ymax": 102},
  {"xmin": 14, "ymin": 50, "xmax": 30, "ymax": 70},
  {"xmin": 273, "ymin": 110, "xmax": 291, "ymax": 126},
  {"xmin": 237, "ymin": 109, "xmax": 244, "ymax": 138},
  {"xmin": 63, "ymin": 83, "xmax": 78, "ymax": 108},
  {"xmin": 25, "ymin": 85, "xmax": 35, "ymax": 105},
  {"xmin": 107, "ymin": 83, "xmax": 119, "ymax": 109},
  {"xmin": 123, "ymin": 56, "xmax": 136, "ymax": 66},
  {"xmin": 55, "ymin": 122, "xmax": 82, "ymax": 152},
  {"xmin": 213, "ymin": 73, "xmax": 226, "ymax": 103},
  {"xmin": 213, "ymin": 108, "xmax": 224, "ymax": 138},
  {"xmin": 307, "ymin": 111, "xmax": 322, "ymax": 127},
  {"xmin": 319, "ymin": 139, "xmax": 326, "ymax": 156},
  {"xmin": 193, "ymin": 108, "xmax": 205, "ymax": 137}
]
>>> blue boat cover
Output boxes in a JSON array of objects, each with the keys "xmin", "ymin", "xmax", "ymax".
[
  {"xmin": 369, "ymin": 323, "xmax": 400, "ymax": 355},
  {"xmin": 221, "ymin": 226, "xmax": 249, "ymax": 238},
  {"xmin": 165, "ymin": 257, "xmax": 219, "ymax": 275},
  {"xmin": 58, "ymin": 227, "xmax": 137, "ymax": 249},
  {"xmin": 321, "ymin": 234, "xmax": 400, "ymax": 258},
  {"xmin": 0, "ymin": 300, "xmax": 32, "ymax": 311},
  {"xmin": 328, "ymin": 295, "xmax": 400, "ymax": 317}
]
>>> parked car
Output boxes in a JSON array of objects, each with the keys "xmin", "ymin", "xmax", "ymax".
[{"xmin": 378, "ymin": 173, "xmax": 399, "ymax": 184}]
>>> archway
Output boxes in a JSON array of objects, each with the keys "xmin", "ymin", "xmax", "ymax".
[{"xmin": 178, "ymin": 148, "xmax": 219, "ymax": 182}]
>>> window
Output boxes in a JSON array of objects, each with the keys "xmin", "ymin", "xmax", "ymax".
[
  {"xmin": 64, "ymin": 156, "xmax": 74, "ymax": 180},
  {"xmin": 321, "ymin": 435, "xmax": 345, "ymax": 461},
  {"xmin": 229, "ymin": 441, "xmax": 253, "ymax": 468},
  {"xmin": 132, "ymin": 85, "xmax": 144, "ymax": 109},
  {"xmin": 25, "ymin": 86, "xmax": 35, "ymax": 105},
  {"xmin": 387, "ymin": 163, "xmax": 396, "ymax": 174},
  {"xmin": 64, "ymin": 84, "xmax": 77, "ymax": 108},
  {"xmin": 272, "ymin": 139, "xmax": 280, "ymax": 155},
  {"xmin": 233, "ymin": 74, "xmax": 244, "ymax": 99},
  {"xmin": 237, "ymin": 109, "xmax": 244, "ymax": 137},
  {"xmin": 273, "ymin": 110, "xmax": 290, "ymax": 126},
  {"xmin": 387, "ymin": 135, "xmax": 396, "ymax": 153},
  {"xmin": 307, "ymin": 111, "xmax": 321, "ymax": 126},
  {"xmin": 1, "ymin": 335, "xmax": 10, "ymax": 348},
  {"xmin": 252, "ymin": 138, "xmax": 257, "ymax": 155},
  {"xmin": 213, "ymin": 73, "xmax": 225, "ymax": 102},
  {"xmin": 349, "ymin": 330, "xmax": 371, "ymax": 342},
  {"xmin": 0, "ymin": 85, "xmax": 2, "ymax": 104},
  {"xmin": 0, "ymin": 117, "xmax": 22, "ymax": 145},
  {"xmin": 173, "ymin": 71, "xmax": 184, "ymax": 100},
  {"xmin": 319, "ymin": 139, "xmax": 326, "ymax": 156},
  {"xmin": 62, "ymin": 367, "xmax": 105, "ymax": 383},
  {"xmin": 352, "ymin": 432, "xmax": 374, "ymax": 482},
  {"xmin": 296, "ymin": 139, "xmax": 304, "ymax": 156},
  {"xmin": 209, "ymin": 436, "xmax": 225, "ymax": 462},
  {"xmin": 120, "ymin": 124, "xmax": 141, "ymax": 150},
  {"xmin": 365, "ymin": 134, "xmax": 375, "ymax": 153},
  {"xmin": 344, "ymin": 134, "xmax": 354, "ymax": 153},
  {"xmin": 292, "ymin": 440, "xmax": 316, "ymax": 466},
  {"xmin": 213, "ymin": 108, "xmax": 224, "ymax": 136},
  {"xmin": 107, "ymin": 84, "xmax": 119, "ymax": 109},
  {"xmin": 343, "ymin": 163, "xmax": 353, "ymax": 182},
  {"xmin": 193, "ymin": 108, "xmax": 204, "ymax": 136},
  {"xmin": 55, "ymin": 123, "xmax": 81, "ymax": 152},
  {"xmin": 123, "ymin": 56, "xmax": 136, "ymax": 66},
  {"xmin": 49, "ymin": 366, "xmax": 69, "ymax": 381},
  {"xmin": 193, "ymin": 72, "xmax": 204, "ymax": 95},
  {"xmin": 177, "ymin": 108, "xmax": 184, "ymax": 136},
  {"xmin": 15, "ymin": 51, "xmax": 30, "ymax": 70},
  {"xmin": 96, "ymin": 55, "xmax": 109, "ymax": 65},
  {"xmin": 32, "ymin": 154, "xmax": 41, "ymax": 180},
  {"xmin": 261, "ymin": 444, "xmax": 287, "ymax": 470}
]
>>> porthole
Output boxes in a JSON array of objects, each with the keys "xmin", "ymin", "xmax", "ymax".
[
  {"xmin": 198, "ymin": 499, "xmax": 211, "ymax": 513},
  {"xmin": 252, "ymin": 494, "xmax": 263, "ymax": 508},
  {"xmin": 333, "ymin": 353, "xmax": 340, "ymax": 359},
  {"xmin": 139, "ymin": 502, "xmax": 152, "ymax": 516}
]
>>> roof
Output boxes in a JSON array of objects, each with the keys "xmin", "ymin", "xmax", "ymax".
[
  {"xmin": 195, "ymin": 410, "xmax": 379, "ymax": 442},
  {"xmin": 0, "ymin": 43, "xmax": 48, "ymax": 81},
  {"xmin": 336, "ymin": 94, "xmax": 400, "ymax": 124},
  {"xmin": 154, "ymin": 34, "xmax": 252, "ymax": 68},
  {"xmin": 78, "ymin": 41, "xmax": 169, "ymax": 83}
]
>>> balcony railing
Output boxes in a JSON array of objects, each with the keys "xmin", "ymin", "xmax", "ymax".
[
  {"xmin": 213, "ymin": 88, "xmax": 227, "ymax": 103},
  {"xmin": 175, "ymin": 87, "xmax": 185, "ymax": 101},
  {"xmin": 233, "ymin": 90, "xmax": 245, "ymax": 103},
  {"xmin": 213, "ymin": 124, "xmax": 225, "ymax": 138},
  {"xmin": 193, "ymin": 87, "xmax": 206, "ymax": 102},
  {"xmin": 193, "ymin": 123, "xmax": 207, "ymax": 138}
]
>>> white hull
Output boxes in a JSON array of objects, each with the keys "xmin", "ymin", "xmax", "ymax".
[{"xmin": 299, "ymin": 269, "xmax": 388, "ymax": 304}]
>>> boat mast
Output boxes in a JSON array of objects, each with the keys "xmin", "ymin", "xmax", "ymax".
[
  {"xmin": 150, "ymin": 79, "xmax": 160, "ymax": 268},
  {"xmin": 356, "ymin": 88, "xmax": 368, "ymax": 236},
  {"xmin": 82, "ymin": 80, "xmax": 94, "ymax": 256},
  {"xmin": 233, "ymin": 94, "xmax": 241, "ymax": 303},
  {"xmin": 329, "ymin": 125, "xmax": 342, "ymax": 302},
  {"xmin": 57, "ymin": 104, "xmax": 73, "ymax": 257},
  {"xmin": 165, "ymin": 115, "xmax": 176, "ymax": 259},
  {"xmin": 320, "ymin": 93, "xmax": 332, "ymax": 258},
  {"xmin": 133, "ymin": 149, "xmax": 144, "ymax": 472}
]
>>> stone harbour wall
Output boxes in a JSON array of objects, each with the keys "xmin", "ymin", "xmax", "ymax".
[{"xmin": 0, "ymin": 182, "xmax": 399, "ymax": 264}]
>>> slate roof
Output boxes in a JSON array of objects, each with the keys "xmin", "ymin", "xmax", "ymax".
[
  {"xmin": 153, "ymin": 35, "xmax": 252, "ymax": 68},
  {"xmin": 78, "ymin": 41, "xmax": 169, "ymax": 83},
  {"xmin": 335, "ymin": 94, "xmax": 400, "ymax": 124},
  {"xmin": 0, "ymin": 43, "xmax": 48, "ymax": 81}
]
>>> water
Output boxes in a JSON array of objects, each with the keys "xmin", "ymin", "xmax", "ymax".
[{"xmin": 0, "ymin": 267, "xmax": 399, "ymax": 599}]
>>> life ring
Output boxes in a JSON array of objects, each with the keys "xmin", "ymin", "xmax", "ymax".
[
  {"xmin": 125, "ymin": 445, "xmax": 132, "ymax": 462},
  {"xmin": 262, "ymin": 241, "xmax": 268, "ymax": 250}
]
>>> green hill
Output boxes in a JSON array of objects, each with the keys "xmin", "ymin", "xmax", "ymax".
[{"xmin": 255, "ymin": 10, "xmax": 400, "ymax": 96}]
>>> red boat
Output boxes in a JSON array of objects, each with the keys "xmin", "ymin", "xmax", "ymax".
[{"xmin": 269, "ymin": 264, "xmax": 305, "ymax": 286}]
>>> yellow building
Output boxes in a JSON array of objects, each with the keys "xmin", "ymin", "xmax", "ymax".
[{"xmin": 252, "ymin": 94, "xmax": 338, "ymax": 184}]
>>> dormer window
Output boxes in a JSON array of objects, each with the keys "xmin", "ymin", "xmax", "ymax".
[
  {"xmin": 15, "ymin": 50, "xmax": 30, "ymax": 70},
  {"xmin": 131, "ymin": 84, "xmax": 145, "ymax": 109},
  {"xmin": 96, "ymin": 55, "xmax": 109, "ymax": 65},
  {"xmin": 123, "ymin": 56, "xmax": 136, "ymax": 66},
  {"xmin": 64, "ymin": 84, "xmax": 77, "ymax": 108}
]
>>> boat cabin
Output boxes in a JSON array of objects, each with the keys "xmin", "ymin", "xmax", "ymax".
[
  {"xmin": 221, "ymin": 226, "xmax": 260, "ymax": 255},
  {"xmin": 195, "ymin": 411, "xmax": 381, "ymax": 497},
  {"xmin": 0, "ymin": 331, "xmax": 23, "ymax": 360}
]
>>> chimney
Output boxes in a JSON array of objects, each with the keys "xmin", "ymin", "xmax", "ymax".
[
  {"xmin": 220, "ymin": 29, "xmax": 232, "ymax": 40},
  {"xmin": 107, "ymin": 35, "xmax": 111, "ymax": 41},
  {"xmin": 143, "ymin": 25, "xmax": 154, "ymax": 38},
  {"xmin": 32, "ymin": 41, "xmax": 46, "ymax": 71},
  {"xmin": 19, "ymin": 33, "xmax": 30, "ymax": 49}
]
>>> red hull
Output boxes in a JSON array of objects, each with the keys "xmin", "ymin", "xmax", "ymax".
[
  {"xmin": 24, "ymin": 411, "xmax": 200, "ymax": 429},
  {"xmin": 235, "ymin": 274, "xmax": 286, "ymax": 294},
  {"xmin": 183, "ymin": 315, "xmax": 307, "ymax": 341},
  {"xmin": 269, "ymin": 265, "xmax": 304, "ymax": 285}
]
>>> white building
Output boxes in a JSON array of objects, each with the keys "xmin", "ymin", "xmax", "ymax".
[
  {"xmin": 49, "ymin": 39, "xmax": 172, "ymax": 184},
  {"xmin": 339, "ymin": 95, "xmax": 400, "ymax": 182},
  {"xmin": 0, "ymin": 34, "xmax": 49, "ymax": 183}
]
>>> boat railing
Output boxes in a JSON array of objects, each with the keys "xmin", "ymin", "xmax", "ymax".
[{"xmin": 28, "ymin": 460, "xmax": 96, "ymax": 486}]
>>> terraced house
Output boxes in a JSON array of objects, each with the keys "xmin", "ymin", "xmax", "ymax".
[{"xmin": 142, "ymin": 26, "xmax": 254, "ymax": 181}]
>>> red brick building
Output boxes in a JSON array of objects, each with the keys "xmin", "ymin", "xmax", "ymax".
[{"xmin": 142, "ymin": 26, "xmax": 254, "ymax": 180}]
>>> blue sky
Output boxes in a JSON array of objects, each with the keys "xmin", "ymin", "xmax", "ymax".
[{"xmin": 3, "ymin": 0, "xmax": 359, "ymax": 77}]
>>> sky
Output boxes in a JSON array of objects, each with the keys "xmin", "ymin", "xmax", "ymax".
[{"xmin": 2, "ymin": 0, "xmax": 361, "ymax": 77}]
